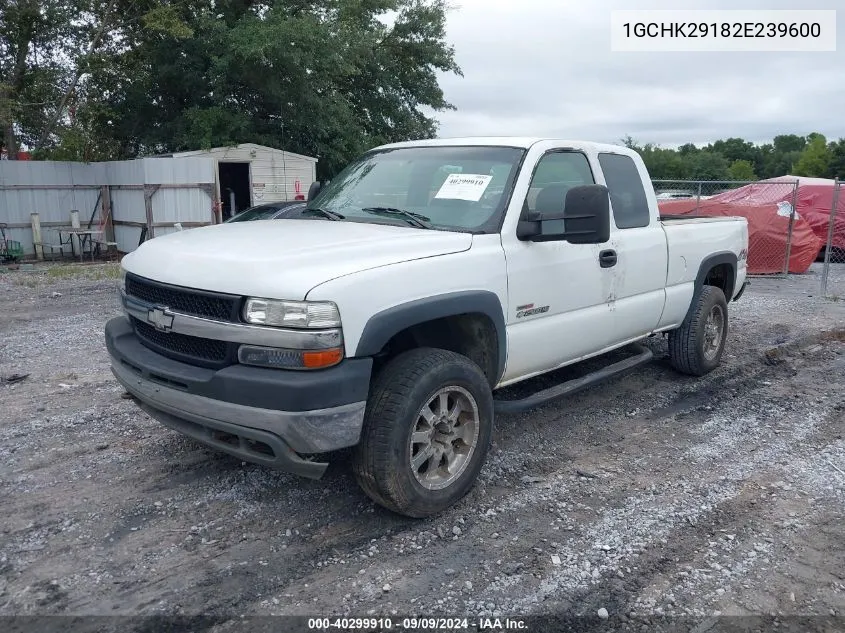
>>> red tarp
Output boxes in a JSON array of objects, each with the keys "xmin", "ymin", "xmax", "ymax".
[
  {"xmin": 658, "ymin": 175, "xmax": 844, "ymax": 275},
  {"xmin": 0, "ymin": 150, "xmax": 31, "ymax": 160}
]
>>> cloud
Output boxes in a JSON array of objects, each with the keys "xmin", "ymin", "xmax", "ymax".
[{"xmin": 431, "ymin": 0, "xmax": 845, "ymax": 147}]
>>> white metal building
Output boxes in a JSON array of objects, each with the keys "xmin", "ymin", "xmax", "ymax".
[
  {"xmin": 171, "ymin": 143, "xmax": 318, "ymax": 221},
  {"xmin": 0, "ymin": 143, "xmax": 319, "ymax": 257}
]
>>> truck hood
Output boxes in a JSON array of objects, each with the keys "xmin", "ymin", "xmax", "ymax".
[{"xmin": 120, "ymin": 219, "xmax": 473, "ymax": 299}]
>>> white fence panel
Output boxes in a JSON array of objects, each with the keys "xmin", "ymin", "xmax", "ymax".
[{"xmin": 1, "ymin": 156, "xmax": 217, "ymax": 257}]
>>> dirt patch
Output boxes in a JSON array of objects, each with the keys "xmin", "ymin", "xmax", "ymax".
[{"xmin": 1, "ymin": 262, "xmax": 845, "ymax": 629}]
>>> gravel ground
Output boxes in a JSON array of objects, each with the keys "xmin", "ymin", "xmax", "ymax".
[{"xmin": 1, "ymin": 261, "xmax": 844, "ymax": 633}]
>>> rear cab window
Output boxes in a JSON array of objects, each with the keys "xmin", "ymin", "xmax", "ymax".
[{"xmin": 597, "ymin": 153, "xmax": 651, "ymax": 229}]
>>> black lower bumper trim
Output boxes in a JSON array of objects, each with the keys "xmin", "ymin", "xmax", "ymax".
[{"xmin": 135, "ymin": 400, "xmax": 328, "ymax": 479}]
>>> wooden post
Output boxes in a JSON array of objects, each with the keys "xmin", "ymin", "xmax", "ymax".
[
  {"xmin": 200, "ymin": 183, "xmax": 220, "ymax": 224},
  {"xmin": 101, "ymin": 185, "xmax": 115, "ymax": 249},
  {"xmin": 30, "ymin": 213, "xmax": 44, "ymax": 261},
  {"xmin": 69, "ymin": 209, "xmax": 81, "ymax": 260}
]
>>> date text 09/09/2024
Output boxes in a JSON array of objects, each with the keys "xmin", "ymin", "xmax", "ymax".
[{"xmin": 307, "ymin": 617, "xmax": 528, "ymax": 631}]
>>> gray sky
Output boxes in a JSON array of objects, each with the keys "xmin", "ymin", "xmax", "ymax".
[{"xmin": 431, "ymin": 0, "xmax": 844, "ymax": 147}]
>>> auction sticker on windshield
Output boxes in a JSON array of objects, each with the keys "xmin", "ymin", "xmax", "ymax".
[{"xmin": 435, "ymin": 174, "xmax": 493, "ymax": 201}]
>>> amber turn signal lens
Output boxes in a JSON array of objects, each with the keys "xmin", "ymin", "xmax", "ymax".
[
  {"xmin": 238, "ymin": 345, "xmax": 344, "ymax": 370},
  {"xmin": 301, "ymin": 347, "xmax": 344, "ymax": 368}
]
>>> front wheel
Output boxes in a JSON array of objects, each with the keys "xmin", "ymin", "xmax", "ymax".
[
  {"xmin": 668, "ymin": 285, "xmax": 729, "ymax": 376},
  {"xmin": 352, "ymin": 347, "xmax": 494, "ymax": 518}
]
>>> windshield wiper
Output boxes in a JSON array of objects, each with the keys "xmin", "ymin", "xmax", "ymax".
[
  {"xmin": 302, "ymin": 207, "xmax": 344, "ymax": 221},
  {"xmin": 360, "ymin": 207, "xmax": 434, "ymax": 229}
]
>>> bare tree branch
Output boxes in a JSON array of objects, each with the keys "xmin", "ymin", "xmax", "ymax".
[{"xmin": 35, "ymin": 0, "xmax": 118, "ymax": 150}]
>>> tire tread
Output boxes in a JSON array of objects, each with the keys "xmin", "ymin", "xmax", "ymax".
[
  {"xmin": 352, "ymin": 347, "xmax": 492, "ymax": 518},
  {"xmin": 668, "ymin": 285, "xmax": 727, "ymax": 376}
]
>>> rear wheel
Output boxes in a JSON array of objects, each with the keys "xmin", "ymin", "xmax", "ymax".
[
  {"xmin": 352, "ymin": 347, "xmax": 494, "ymax": 518},
  {"xmin": 668, "ymin": 285, "xmax": 728, "ymax": 376}
]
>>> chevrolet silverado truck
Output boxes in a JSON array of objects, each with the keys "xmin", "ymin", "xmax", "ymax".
[{"xmin": 105, "ymin": 137, "xmax": 749, "ymax": 518}]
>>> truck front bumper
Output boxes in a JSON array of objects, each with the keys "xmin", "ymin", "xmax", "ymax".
[{"xmin": 105, "ymin": 316, "xmax": 372, "ymax": 479}]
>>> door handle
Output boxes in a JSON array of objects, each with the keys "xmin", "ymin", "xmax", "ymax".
[{"xmin": 599, "ymin": 249, "xmax": 617, "ymax": 268}]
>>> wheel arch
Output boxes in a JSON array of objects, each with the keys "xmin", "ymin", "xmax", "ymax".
[
  {"xmin": 695, "ymin": 252, "xmax": 738, "ymax": 303},
  {"xmin": 353, "ymin": 291, "xmax": 507, "ymax": 388}
]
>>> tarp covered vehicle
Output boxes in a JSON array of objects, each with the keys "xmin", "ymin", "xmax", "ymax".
[{"xmin": 658, "ymin": 175, "xmax": 844, "ymax": 274}]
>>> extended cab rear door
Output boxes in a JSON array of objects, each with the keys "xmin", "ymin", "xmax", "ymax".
[{"xmin": 594, "ymin": 151, "xmax": 669, "ymax": 342}]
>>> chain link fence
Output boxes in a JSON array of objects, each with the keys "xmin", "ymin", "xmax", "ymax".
[
  {"xmin": 652, "ymin": 179, "xmax": 801, "ymax": 277},
  {"xmin": 820, "ymin": 178, "xmax": 845, "ymax": 299}
]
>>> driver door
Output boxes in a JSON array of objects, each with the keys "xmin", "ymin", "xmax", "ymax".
[{"xmin": 499, "ymin": 149, "xmax": 617, "ymax": 384}]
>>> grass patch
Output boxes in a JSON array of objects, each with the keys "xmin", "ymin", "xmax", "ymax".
[
  {"xmin": 5, "ymin": 261, "xmax": 122, "ymax": 288},
  {"xmin": 44, "ymin": 263, "xmax": 122, "ymax": 280}
]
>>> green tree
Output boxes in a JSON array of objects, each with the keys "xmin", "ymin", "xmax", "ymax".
[
  {"xmin": 793, "ymin": 133, "xmax": 831, "ymax": 177},
  {"xmin": 2, "ymin": 0, "xmax": 196, "ymax": 159},
  {"xmin": 0, "ymin": 0, "xmax": 74, "ymax": 157},
  {"xmin": 32, "ymin": 0, "xmax": 461, "ymax": 178},
  {"xmin": 620, "ymin": 135, "xmax": 640, "ymax": 150},
  {"xmin": 772, "ymin": 134, "xmax": 807, "ymax": 154},
  {"xmin": 757, "ymin": 144, "xmax": 802, "ymax": 178},
  {"xmin": 640, "ymin": 145, "xmax": 688, "ymax": 179},
  {"xmin": 689, "ymin": 151, "xmax": 730, "ymax": 181},
  {"xmin": 709, "ymin": 137, "xmax": 757, "ymax": 164},
  {"xmin": 727, "ymin": 159, "xmax": 756, "ymax": 181},
  {"xmin": 621, "ymin": 134, "xmax": 845, "ymax": 182},
  {"xmin": 827, "ymin": 138, "xmax": 845, "ymax": 179}
]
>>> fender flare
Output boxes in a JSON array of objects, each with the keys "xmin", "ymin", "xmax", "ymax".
[
  {"xmin": 694, "ymin": 251, "xmax": 738, "ymax": 303},
  {"xmin": 354, "ymin": 290, "xmax": 507, "ymax": 383}
]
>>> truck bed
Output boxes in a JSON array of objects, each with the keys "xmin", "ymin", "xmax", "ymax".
[{"xmin": 661, "ymin": 214, "xmax": 748, "ymax": 298}]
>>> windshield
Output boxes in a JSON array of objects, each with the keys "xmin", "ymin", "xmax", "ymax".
[
  {"xmin": 226, "ymin": 205, "xmax": 284, "ymax": 222},
  {"xmin": 308, "ymin": 145, "xmax": 526, "ymax": 232}
]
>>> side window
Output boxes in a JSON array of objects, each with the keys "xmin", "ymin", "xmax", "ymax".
[
  {"xmin": 598, "ymin": 153, "xmax": 650, "ymax": 229},
  {"xmin": 525, "ymin": 151, "xmax": 595, "ymax": 215}
]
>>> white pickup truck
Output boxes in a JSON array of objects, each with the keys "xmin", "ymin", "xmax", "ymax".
[{"xmin": 106, "ymin": 137, "xmax": 749, "ymax": 518}]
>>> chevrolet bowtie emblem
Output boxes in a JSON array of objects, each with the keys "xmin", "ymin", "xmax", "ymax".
[{"xmin": 147, "ymin": 306, "xmax": 175, "ymax": 332}]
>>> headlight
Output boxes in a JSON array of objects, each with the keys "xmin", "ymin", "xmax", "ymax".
[{"xmin": 243, "ymin": 298, "xmax": 341, "ymax": 329}]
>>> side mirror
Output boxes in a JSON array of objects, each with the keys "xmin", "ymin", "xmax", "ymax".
[
  {"xmin": 516, "ymin": 184, "xmax": 611, "ymax": 244},
  {"xmin": 307, "ymin": 181, "xmax": 322, "ymax": 202},
  {"xmin": 561, "ymin": 184, "xmax": 611, "ymax": 244}
]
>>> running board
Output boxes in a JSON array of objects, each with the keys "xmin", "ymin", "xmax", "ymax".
[{"xmin": 493, "ymin": 344, "xmax": 654, "ymax": 414}]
